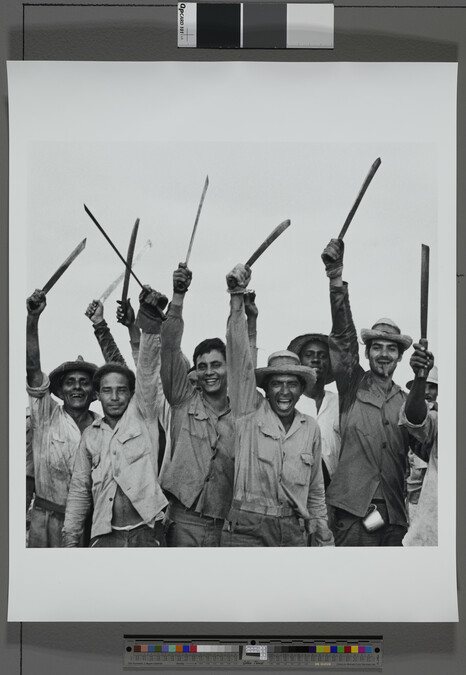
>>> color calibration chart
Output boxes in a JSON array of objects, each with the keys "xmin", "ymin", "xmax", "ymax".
[{"xmin": 124, "ymin": 635, "xmax": 383, "ymax": 669}]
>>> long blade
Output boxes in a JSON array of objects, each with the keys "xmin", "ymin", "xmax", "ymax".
[
  {"xmin": 185, "ymin": 175, "xmax": 209, "ymax": 265},
  {"xmin": 121, "ymin": 218, "xmax": 140, "ymax": 305},
  {"xmin": 338, "ymin": 158, "xmax": 382, "ymax": 239},
  {"xmin": 84, "ymin": 204, "xmax": 143, "ymax": 289},
  {"xmin": 98, "ymin": 240, "xmax": 152, "ymax": 303},
  {"xmin": 42, "ymin": 238, "xmax": 87, "ymax": 294},
  {"xmin": 420, "ymin": 244, "xmax": 430, "ymax": 339},
  {"xmin": 245, "ymin": 219, "xmax": 291, "ymax": 267}
]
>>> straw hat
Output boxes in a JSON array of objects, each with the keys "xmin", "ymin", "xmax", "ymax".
[
  {"xmin": 360, "ymin": 318, "xmax": 412, "ymax": 352},
  {"xmin": 255, "ymin": 350, "xmax": 316, "ymax": 396},
  {"xmin": 406, "ymin": 365, "xmax": 438, "ymax": 390},
  {"xmin": 49, "ymin": 355, "xmax": 98, "ymax": 398}
]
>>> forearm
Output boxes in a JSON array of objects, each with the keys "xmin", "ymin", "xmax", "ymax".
[
  {"xmin": 161, "ymin": 298, "xmax": 191, "ymax": 405},
  {"xmin": 26, "ymin": 315, "xmax": 42, "ymax": 387},
  {"xmin": 227, "ymin": 294, "xmax": 257, "ymax": 417},
  {"xmin": 93, "ymin": 320, "xmax": 127, "ymax": 366},
  {"xmin": 405, "ymin": 378, "xmax": 428, "ymax": 425},
  {"xmin": 62, "ymin": 458, "xmax": 93, "ymax": 547},
  {"xmin": 247, "ymin": 316, "xmax": 258, "ymax": 369}
]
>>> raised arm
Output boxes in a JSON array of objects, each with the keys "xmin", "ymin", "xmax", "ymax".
[
  {"xmin": 322, "ymin": 239, "xmax": 362, "ymax": 394},
  {"xmin": 116, "ymin": 299, "xmax": 141, "ymax": 367},
  {"xmin": 244, "ymin": 290, "xmax": 258, "ymax": 369},
  {"xmin": 85, "ymin": 299, "xmax": 127, "ymax": 366},
  {"xmin": 226, "ymin": 263, "xmax": 257, "ymax": 418},
  {"xmin": 133, "ymin": 285, "xmax": 168, "ymax": 422},
  {"xmin": 161, "ymin": 264, "xmax": 194, "ymax": 406},
  {"xmin": 26, "ymin": 289, "xmax": 47, "ymax": 388}
]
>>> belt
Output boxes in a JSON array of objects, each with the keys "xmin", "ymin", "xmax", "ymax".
[
  {"xmin": 34, "ymin": 496, "xmax": 66, "ymax": 515},
  {"xmin": 231, "ymin": 499, "xmax": 295, "ymax": 518},
  {"xmin": 168, "ymin": 499, "xmax": 225, "ymax": 526}
]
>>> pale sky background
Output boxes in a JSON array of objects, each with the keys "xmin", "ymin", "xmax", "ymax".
[
  {"xmin": 26, "ymin": 139, "xmax": 437, "ymax": 413},
  {"xmin": 8, "ymin": 62, "xmax": 456, "ymax": 623}
]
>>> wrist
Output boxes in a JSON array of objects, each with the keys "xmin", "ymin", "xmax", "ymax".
[{"xmin": 171, "ymin": 292, "xmax": 185, "ymax": 307}]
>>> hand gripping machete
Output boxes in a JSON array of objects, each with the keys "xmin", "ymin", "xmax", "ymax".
[{"xmin": 418, "ymin": 243, "xmax": 430, "ymax": 378}]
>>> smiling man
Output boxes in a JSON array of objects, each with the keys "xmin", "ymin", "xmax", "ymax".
[
  {"xmin": 26, "ymin": 289, "xmax": 98, "ymax": 547},
  {"xmin": 62, "ymin": 287, "xmax": 168, "ymax": 547},
  {"xmin": 321, "ymin": 238, "xmax": 413, "ymax": 546},
  {"xmin": 160, "ymin": 263, "xmax": 263, "ymax": 546},
  {"xmin": 223, "ymin": 263, "xmax": 334, "ymax": 547}
]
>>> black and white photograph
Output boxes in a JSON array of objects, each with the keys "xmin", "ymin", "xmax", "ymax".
[{"xmin": 8, "ymin": 61, "xmax": 457, "ymax": 621}]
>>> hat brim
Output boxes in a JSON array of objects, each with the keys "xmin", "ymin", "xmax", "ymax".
[
  {"xmin": 287, "ymin": 333, "xmax": 334, "ymax": 385},
  {"xmin": 255, "ymin": 364, "xmax": 316, "ymax": 396},
  {"xmin": 49, "ymin": 360, "xmax": 98, "ymax": 398},
  {"xmin": 360, "ymin": 329, "xmax": 412, "ymax": 351}
]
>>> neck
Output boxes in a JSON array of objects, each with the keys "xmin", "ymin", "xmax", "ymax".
[
  {"xmin": 279, "ymin": 411, "xmax": 295, "ymax": 433},
  {"xmin": 310, "ymin": 383, "xmax": 325, "ymax": 411},
  {"xmin": 371, "ymin": 371, "xmax": 393, "ymax": 394},
  {"xmin": 63, "ymin": 406, "xmax": 92, "ymax": 431},
  {"xmin": 203, "ymin": 389, "xmax": 228, "ymax": 413},
  {"xmin": 104, "ymin": 416, "xmax": 120, "ymax": 430}
]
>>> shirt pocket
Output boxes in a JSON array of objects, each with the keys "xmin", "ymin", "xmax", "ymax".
[
  {"xmin": 119, "ymin": 430, "xmax": 147, "ymax": 465},
  {"xmin": 285, "ymin": 452, "xmax": 314, "ymax": 487}
]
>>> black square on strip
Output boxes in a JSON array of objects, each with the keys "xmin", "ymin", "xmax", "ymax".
[
  {"xmin": 243, "ymin": 4, "xmax": 287, "ymax": 49},
  {"xmin": 197, "ymin": 4, "xmax": 241, "ymax": 48}
]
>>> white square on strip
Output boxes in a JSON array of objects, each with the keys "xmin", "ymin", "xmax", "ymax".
[
  {"xmin": 287, "ymin": 3, "xmax": 334, "ymax": 49},
  {"xmin": 178, "ymin": 3, "xmax": 197, "ymax": 47}
]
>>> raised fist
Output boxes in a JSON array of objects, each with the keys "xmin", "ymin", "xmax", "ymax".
[
  {"xmin": 85, "ymin": 299, "xmax": 104, "ymax": 324},
  {"xmin": 173, "ymin": 263, "xmax": 192, "ymax": 294},
  {"xmin": 116, "ymin": 299, "xmax": 135, "ymax": 327},
  {"xmin": 226, "ymin": 263, "xmax": 251, "ymax": 293},
  {"xmin": 321, "ymin": 238, "xmax": 344, "ymax": 278},
  {"xmin": 244, "ymin": 290, "xmax": 258, "ymax": 319},
  {"xmin": 27, "ymin": 289, "xmax": 46, "ymax": 316}
]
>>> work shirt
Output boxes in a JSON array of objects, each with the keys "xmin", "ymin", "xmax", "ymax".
[
  {"xmin": 63, "ymin": 332, "xmax": 168, "ymax": 545},
  {"xmin": 325, "ymin": 283, "xmax": 409, "ymax": 527},
  {"xmin": 160, "ymin": 303, "xmax": 235, "ymax": 520},
  {"xmin": 27, "ymin": 374, "xmax": 99, "ymax": 507},
  {"xmin": 400, "ymin": 405, "xmax": 438, "ymax": 546},
  {"xmin": 296, "ymin": 391, "xmax": 341, "ymax": 479},
  {"xmin": 226, "ymin": 295, "xmax": 332, "ymax": 541}
]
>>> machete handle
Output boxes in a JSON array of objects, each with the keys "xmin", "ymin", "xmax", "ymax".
[{"xmin": 417, "ymin": 337, "xmax": 429, "ymax": 379}]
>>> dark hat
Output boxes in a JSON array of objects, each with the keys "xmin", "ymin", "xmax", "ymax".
[
  {"xmin": 255, "ymin": 350, "xmax": 316, "ymax": 396},
  {"xmin": 287, "ymin": 333, "xmax": 334, "ymax": 385},
  {"xmin": 360, "ymin": 318, "xmax": 412, "ymax": 352},
  {"xmin": 49, "ymin": 355, "xmax": 98, "ymax": 398}
]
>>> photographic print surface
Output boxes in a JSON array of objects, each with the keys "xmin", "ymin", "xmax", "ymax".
[{"xmin": 8, "ymin": 61, "xmax": 457, "ymax": 621}]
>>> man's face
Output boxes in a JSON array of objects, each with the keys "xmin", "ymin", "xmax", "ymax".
[
  {"xmin": 367, "ymin": 340, "xmax": 401, "ymax": 378},
  {"xmin": 299, "ymin": 340, "xmax": 329, "ymax": 385},
  {"xmin": 425, "ymin": 382, "xmax": 438, "ymax": 403},
  {"xmin": 58, "ymin": 370, "xmax": 94, "ymax": 412},
  {"xmin": 97, "ymin": 372, "xmax": 132, "ymax": 421},
  {"xmin": 195, "ymin": 349, "xmax": 227, "ymax": 397},
  {"xmin": 266, "ymin": 374, "xmax": 304, "ymax": 419}
]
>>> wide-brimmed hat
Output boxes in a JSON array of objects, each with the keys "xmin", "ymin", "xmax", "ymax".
[
  {"xmin": 255, "ymin": 350, "xmax": 316, "ymax": 396},
  {"xmin": 49, "ymin": 355, "xmax": 98, "ymax": 398},
  {"xmin": 360, "ymin": 318, "xmax": 412, "ymax": 352},
  {"xmin": 287, "ymin": 333, "xmax": 334, "ymax": 384},
  {"xmin": 406, "ymin": 365, "xmax": 438, "ymax": 390}
]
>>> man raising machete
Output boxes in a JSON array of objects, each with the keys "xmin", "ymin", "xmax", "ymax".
[{"xmin": 321, "ymin": 238, "xmax": 413, "ymax": 546}]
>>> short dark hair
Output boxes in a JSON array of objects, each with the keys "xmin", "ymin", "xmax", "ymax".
[
  {"xmin": 93, "ymin": 362, "xmax": 136, "ymax": 394},
  {"xmin": 193, "ymin": 338, "xmax": 226, "ymax": 368},
  {"xmin": 299, "ymin": 339, "xmax": 329, "ymax": 360}
]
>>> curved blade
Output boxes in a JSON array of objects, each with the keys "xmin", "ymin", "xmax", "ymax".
[
  {"xmin": 42, "ymin": 238, "xmax": 86, "ymax": 295},
  {"xmin": 121, "ymin": 218, "xmax": 140, "ymax": 305},
  {"xmin": 185, "ymin": 175, "xmax": 209, "ymax": 265},
  {"xmin": 98, "ymin": 240, "xmax": 152, "ymax": 303},
  {"xmin": 245, "ymin": 219, "xmax": 291, "ymax": 267},
  {"xmin": 338, "ymin": 157, "xmax": 381, "ymax": 240}
]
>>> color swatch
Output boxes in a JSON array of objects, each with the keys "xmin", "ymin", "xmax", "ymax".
[{"xmin": 178, "ymin": 3, "xmax": 334, "ymax": 48}]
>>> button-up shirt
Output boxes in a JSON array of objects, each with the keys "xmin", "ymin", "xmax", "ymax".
[
  {"xmin": 296, "ymin": 390, "xmax": 341, "ymax": 479},
  {"xmin": 399, "ymin": 404, "xmax": 438, "ymax": 546},
  {"xmin": 27, "ymin": 375, "xmax": 100, "ymax": 507},
  {"xmin": 325, "ymin": 283, "xmax": 409, "ymax": 526},
  {"xmin": 226, "ymin": 295, "xmax": 332, "ymax": 541},
  {"xmin": 63, "ymin": 332, "xmax": 168, "ymax": 545},
  {"xmin": 160, "ymin": 303, "xmax": 235, "ymax": 520}
]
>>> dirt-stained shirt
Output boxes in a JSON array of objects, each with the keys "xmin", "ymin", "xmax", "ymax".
[
  {"xmin": 27, "ymin": 375, "xmax": 100, "ymax": 507},
  {"xmin": 63, "ymin": 332, "xmax": 167, "ymax": 545},
  {"xmin": 160, "ymin": 303, "xmax": 235, "ymax": 520},
  {"xmin": 325, "ymin": 283, "xmax": 409, "ymax": 526},
  {"xmin": 226, "ymin": 295, "xmax": 332, "ymax": 541}
]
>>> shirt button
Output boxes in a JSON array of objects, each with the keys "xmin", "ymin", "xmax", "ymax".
[
  {"xmin": 384, "ymin": 420, "xmax": 390, "ymax": 425},
  {"xmin": 109, "ymin": 497, "xmax": 113, "ymax": 502},
  {"xmin": 382, "ymin": 442, "xmax": 387, "ymax": 448},
  {"xmin": 206, "ymin": 476, "xmax": 210, "ymax": 482}
]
